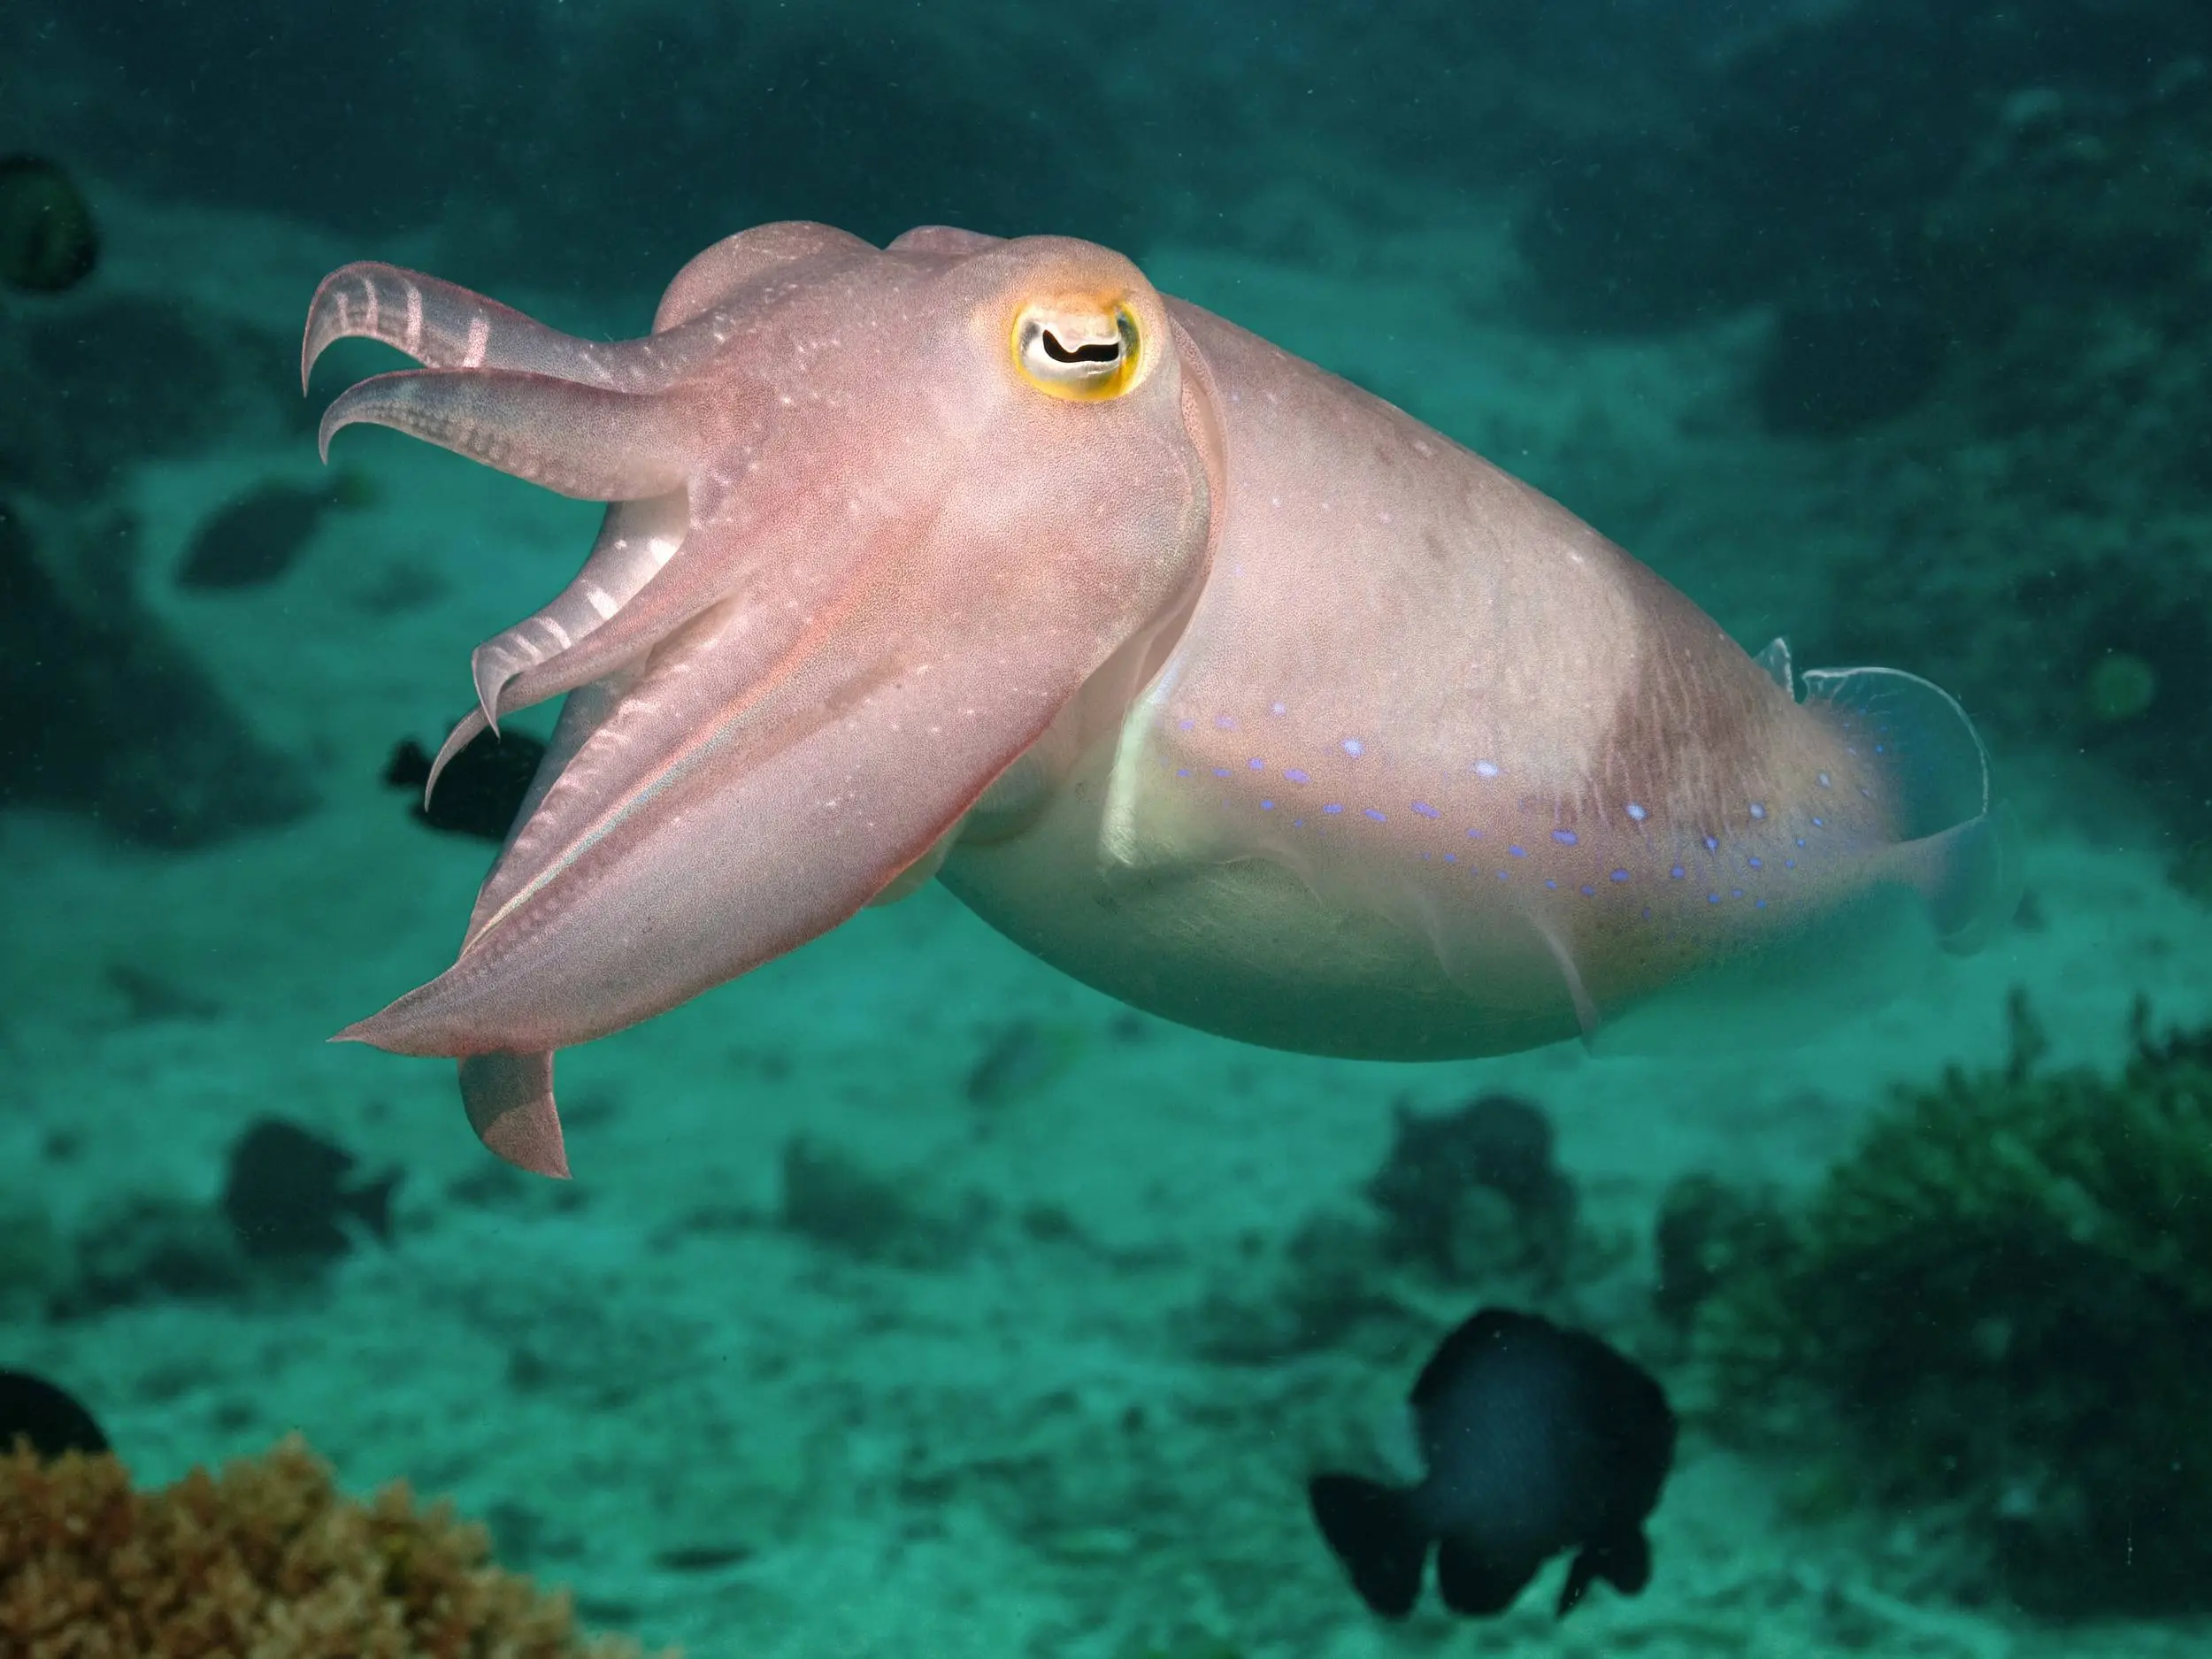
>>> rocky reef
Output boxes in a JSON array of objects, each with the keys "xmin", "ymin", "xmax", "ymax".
[{"xmin": 1687, "ymin": 994, "xmax": 2212, "ymax": 1614}]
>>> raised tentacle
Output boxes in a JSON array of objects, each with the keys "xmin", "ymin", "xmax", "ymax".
[
  {"xmin": 319, "ymin": 369, "xmax": 695, "ymax": 500},
  {"xmin": 332, "ymin": 567, "xmax": 1131, "ymax": 1060},
  {"xmin": 418, "ymin": 496, "xmax": 682, "ymax": 794},
  {"xmin": 422, "ymin": 707, "xmax": 489, "ymax": 808},
  {"xmin": 302, "ymin": 261, "xmax": 725, "ymax": 394},
  {"xmin": 469, "ymin": 491, "xmax": 689, "ymax": 733}
]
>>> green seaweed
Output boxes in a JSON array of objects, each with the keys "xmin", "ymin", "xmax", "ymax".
[{"xmin": 1698, "ymin": 991, "xmax": 2212, "ymax": 1614}]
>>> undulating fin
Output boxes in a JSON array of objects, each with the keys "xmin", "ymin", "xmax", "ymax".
[
  {"xmin": 1754, "ymin": 634, "xmax": 1794, "ymax": 695},
  {"xmin": 1307, "ymin": 1473, "xmax": 1429, "ymax": 1619},
  {"xmin": 318, "ymin": 368, "xmax": 697, "ymax": 500},
  {"xmin": 1802, "ymin": 664, "xmax": 2021, "ymax": 949},
  {"xmin": 457, "ymin": 1050, "xmax": 570, "ymax": 1179},
  {"xmin": 867, "ymin": 824, "xmax": 960, "ymax": 907},
  {"xmin": 1803, "ymin": 665, "xmax": 1991, "ymax": 840},
  {"xmin": 1527, "ymin": 911, "xmax": 1601, "ymax": 1042}
]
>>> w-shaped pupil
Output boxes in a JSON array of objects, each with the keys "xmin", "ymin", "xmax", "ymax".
[{"xmin": 1041, "ymin": 328, "xmax": 1120, "ymax": 365}]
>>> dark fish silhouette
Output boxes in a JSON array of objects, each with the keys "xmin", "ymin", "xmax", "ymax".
[
  {"xmin": 177, "ymin": 481, "xmax": 339, "ymax": 589},
  {"xmin": 0, "ymin": 156, "xmax": 98, "ymax": 293},
  {"xmin": 1308, "ymin": 1307, "xmax": 1675, "ymax": 1621},
  {"xmin": 385, "ymin": 728, "xmax": 546, "ymax": 843},
  {"xmin": 220, "ymin": 1118, "xmax": 400, "ymax": 1263},
  {"xmin": 0, "ymin": 1368, "xmax": 109, "ymax": 1460}
]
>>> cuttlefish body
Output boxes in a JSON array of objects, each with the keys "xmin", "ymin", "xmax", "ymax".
[{"xmin": 303, "ymin": 224, "xmax": 2016, "ymax": 1177}]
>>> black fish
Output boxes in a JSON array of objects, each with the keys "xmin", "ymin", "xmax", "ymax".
[
  {"xmin": 220, "ymin": 1118, "xmax": 400, "ymax": 1263},
  {"xmin": 0, "ymin": 156, "xmax": 98, "ymax": 294},
  {"xmin": 0, "ymin": 1368, "xmax": 109, "ymax": 1460},
  {"xmin": 1308, "ymin": 1308, "xmax": 1675, "ymax": 1621},
  {"xmin": 384, "ymin": 728, "xmax": 546, "ymax": 843}
]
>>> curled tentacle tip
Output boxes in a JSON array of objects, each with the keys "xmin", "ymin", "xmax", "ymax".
[
  {"xmin": 425, "ymin": 706, "xmax": 491, "ymax": 809},
  {"xmin": 315, "ymin": 396, "xmax": 355, "ymax": 465},
  {"xmin": 471, "ymin": 658, "xmax": 512, "ymax": 741}
]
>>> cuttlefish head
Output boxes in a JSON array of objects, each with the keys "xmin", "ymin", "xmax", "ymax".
[{"xmin": 303, "ymin": 225, "xmax": 1218, "ymax": 1174}]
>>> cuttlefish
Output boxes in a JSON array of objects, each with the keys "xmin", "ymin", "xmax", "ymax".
[{"xmin": 303, "ymin": 223, "xmax": 2017, "ymax": 1178}]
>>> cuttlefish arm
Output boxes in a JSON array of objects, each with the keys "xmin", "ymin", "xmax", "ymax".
[{"xmin": 312, "ymin": 230, "xmax": 1217, "ymax": 1175}]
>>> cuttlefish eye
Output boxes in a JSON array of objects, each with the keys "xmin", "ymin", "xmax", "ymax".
[{"xmin": 1011, "ymin": 300, "xmax": 1142, "ymax": 401}]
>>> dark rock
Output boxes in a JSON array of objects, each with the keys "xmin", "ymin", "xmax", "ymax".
[
  {"xmin": 0, "ymin": 499, "xmax": 315, "ymax": 845},
  {"xmin": 1365, "ymin": 1093, "xmax": 1578, "ymax": 1284},
  {"xmin": 0, "ymin": 155, "xmax": 98, "ymax": 294},
  {"xmin": 57, "ymin": 1194, "xmax": 249, "ymax": 1317},
  {"xmin": 0, "ymin": 295, "xmax": 298, "ymax": 502}
]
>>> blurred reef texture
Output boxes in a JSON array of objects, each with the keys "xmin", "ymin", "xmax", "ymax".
[{"xmin": 1690, "ymin": 995, "xmax": 2212, "ymax": 1615}]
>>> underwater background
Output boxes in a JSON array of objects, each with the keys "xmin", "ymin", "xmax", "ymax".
[{"xmin": 4, "ymin": 0, "xmax": 2211, "ymax": 1654}]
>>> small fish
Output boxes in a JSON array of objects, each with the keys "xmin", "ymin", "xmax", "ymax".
[
  {"xmin": 0, "ymin": 156, "xmax": 98, "ymax": 294},
  {"xmin": 220, "ymin": 1118, "xmax": 400, "ymax": 1263},
  {"xmin": 0, "ymin": 1368, "xmax": 108, "ymax": 1460},
  {"xmin": 177, "ymin": 480, "xmax": 342, "ymax": 590},
  {"xmin": 1308, "ymin": 1307, "xmax": 1675, "ymax": 1621},
  {"xmin": 384, "ymin": 729, "xmax": 546, "ymax": 843}
]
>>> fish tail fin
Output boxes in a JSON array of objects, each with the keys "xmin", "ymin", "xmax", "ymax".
[
  {"xmin": 1307, "ymin": 1472, "xmax": 1429, "ymax": 1618},
  {"xmin": 1558, "ymin": 1526, "xmax": 1653, "ymax": 1617},
  {"xmin": 1911, "ymin": 798, "xmax": 2024, "ymax": 954},
  {"xmin": 347, "ymin": 1171, "xmax": 403, "ymax": 1244},
  {"xmin": 1801, "ymin": 664, "xmax": 2022, "ymax": 949}
]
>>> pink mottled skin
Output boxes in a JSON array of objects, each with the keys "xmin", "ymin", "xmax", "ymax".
[{"xmin": 303, "ymin": 224, "xmax": 2016, "ymax": 1178}]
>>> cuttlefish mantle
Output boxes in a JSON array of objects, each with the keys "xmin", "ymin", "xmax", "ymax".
[{"xmin": 303, "ymin": 222, "xmax": 2018, "ymax": 1176}]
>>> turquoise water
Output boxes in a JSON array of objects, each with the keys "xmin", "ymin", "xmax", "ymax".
[{"xmin": 4, "ymin": 4, "xmax": 2210, "ymax": 1655}]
